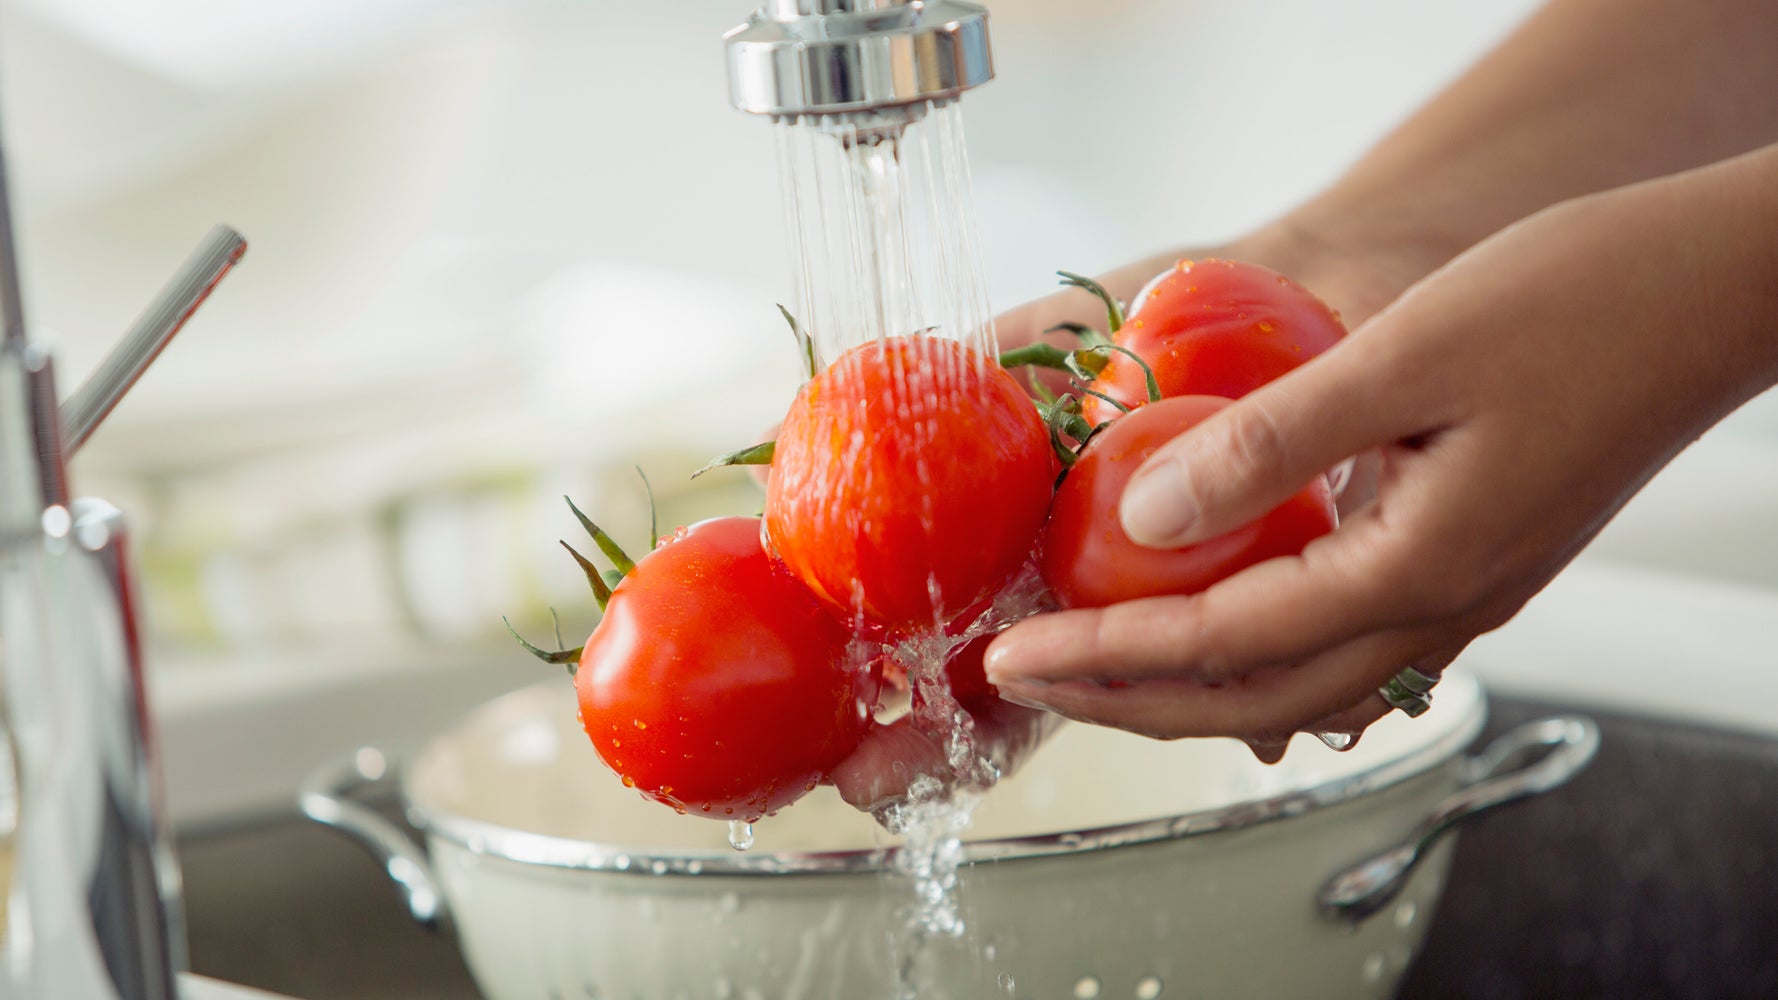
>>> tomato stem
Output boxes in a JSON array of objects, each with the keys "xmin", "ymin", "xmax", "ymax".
[
  {"xmin": 1057, "ymin": 271, "xmax": 1125, "ymax": 335},
  {"xmin": 502, "ymin": 616, "xmax": 583, "ymax": 675},
  {"xmin": 692, "ymin": 440, "xmax": 776, "ymax": 479},
  {"xmin": 1083, "ymin": 343, "xmax": 1162, "ymax": 403},
  {"xmin": 999, "ymin": 342, "xmax": 1073, "ymax": 371},
  {"xmin": 565, "ymin": 496, "xmax": 636, "ymax": 577},
  {"xmin": 1043, "ymin": 320, "xmax": 1112, "ymax": 348}
]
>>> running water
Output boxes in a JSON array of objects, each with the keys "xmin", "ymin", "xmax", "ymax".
[{"xmin": 771, "ymin": 99, "xmax": 1026, "ymax": 995}]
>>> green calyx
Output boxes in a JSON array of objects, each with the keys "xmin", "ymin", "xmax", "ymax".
[
  {"xmin": 780, "ymin": 304, "xmax": 819, "ymax": 381},
  {"xmin": 504, "ymin": 615, "xmax": 582, "ymax": 674},
  {"xmin": 505, "ymin": 494, "xmax": 644, "ymax": 676},
  {"xmin": 692, "ymin": 440, "xmax": 776, "ymax": 480}
]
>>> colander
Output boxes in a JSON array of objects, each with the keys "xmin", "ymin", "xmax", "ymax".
[{"xmin": 304, "ymin": 667, "xmax": 1596, "ymax": 999}]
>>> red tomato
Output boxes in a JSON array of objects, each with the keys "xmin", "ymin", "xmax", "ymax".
[
  {"xmin": 937, "ymin": 634, "xmax": 998, "ymax": 705},
  {"xmin": 575, "ymin": 516, "xmax": 879, "ymax": 821},
  {"xmin": 765, "ymin": 335, "xmax": 1055, "ymax": 633},
  {"xmin": 1081, "ymin": 259, "xmax": 1347, "ymax": 425},
  {"xmin": 1041, "ymin": 396, "xmax": 1336, "ymax": 608}
]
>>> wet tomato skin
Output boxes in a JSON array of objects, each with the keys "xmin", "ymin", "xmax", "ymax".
[
  {"xmin": 1041, "ymin": 396, "xmax": 1337, "ymax": 608},
  {"xmin": 575, "ymin": 516, "xmax": 879, "ymax": 821},
  {"xmin": 1081, "ymin": 259, "xmax": 1347, "ymax": 425},
  {"xmin": 765, "ymin": 335, "xmax": 1055, "ymax": 633}
]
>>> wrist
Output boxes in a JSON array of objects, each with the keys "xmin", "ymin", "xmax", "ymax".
[{"xmin": 1235, "ymin": 207, "xmax": 1461, "ymax": 330}]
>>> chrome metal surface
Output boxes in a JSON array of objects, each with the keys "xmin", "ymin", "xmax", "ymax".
[
  {"xmin": 61, "ymin": 226, "xmax": 248, "ymax": 453},
  {"xmin": 352, "ymin": 675, "xmax": 1493, "ymax": 881},
  {"xmin": 0, "ymin": 75, "xmax": 240, "ymax": 1000},
  {"xmin": 299, "ymin": 749, "xmax": 448, "ymax": 931},
  {"xmin": 1380, "ymin": 666, "xmax": 1440, "ymax": 718},
  {"xmin": 725, "ymin": 0, "xmax": 993, "ymax": 117},
  {"xmin": 0, "ymin": 500, "xmax": 185, "ymax": 999},
  {"xmin": 1318, "ymin": 714, "xmax": 1601, "ymax": 922}
]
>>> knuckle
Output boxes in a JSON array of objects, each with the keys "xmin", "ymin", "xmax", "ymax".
[{"xmin": 1212, "ymin": 402, "xmax": 1293, "ymax": 482}]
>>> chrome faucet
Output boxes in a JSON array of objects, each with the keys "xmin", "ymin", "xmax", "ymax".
[
  {"xmin": 0, "ymin": 100, "xmax": 245, "ymax": 997},
  {"xmin": 725, "ymin": 0, "xmax": 994, "ymax": 124}
]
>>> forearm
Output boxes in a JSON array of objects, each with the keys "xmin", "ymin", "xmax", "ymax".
[{"xmin": 1280, "ymin": 0, "xmax": 1778, "ymax": 291}]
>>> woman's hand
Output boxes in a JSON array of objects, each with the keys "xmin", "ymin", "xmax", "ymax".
[{"xmin": 981, "ymin": 147, "xmax": 1778, "ymax": 751}]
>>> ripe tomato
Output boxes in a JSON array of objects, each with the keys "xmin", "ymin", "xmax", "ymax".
[
  {"xmin": 1080, "ymin": 259, "xmax": 1347, "ymax": 425},
  {"xmin": 575, "ymin": 516, "xmax": 879, "ymax": 821},
  {"xmin": 1041, "ymin": 396, "xmax": 1336, "ymax": 608},
  {"xmin": 765, "ymin": 335, "xmax": 1055, "ymax": 633}
]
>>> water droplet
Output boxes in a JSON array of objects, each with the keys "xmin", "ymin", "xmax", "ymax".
[
  {"xmin": 997, "ymin": 971, "xmax": 1015, "ymax": 994},
  {"xmin": 1257, "ymin": 320, "xmax": 1275, "ymax": 333},
  {"xmin": 728, "ymin": 820, "xmax": 755, "ymax": 851},
  {"xmin": 1394, "ymin": 900, "xmax": 1417, "ymax": 929},
  {"xmin": 621, "ymin": 775, "xmax": 636, "ymax": 788},
  {"xmin": 1363, "ymin": 953, "xmax": 1387, "ymax": 982},
  {"xmin": 1074, "ymin": 975, "xmax": 1103, "ymax": 998},
  {"xmin": 1315, "ymin": 731, "xmax": 1354, "ymax": 751},
  {"xmin": 1134, "ymin": 976, "xmax": 1164, "ymax": 999}
]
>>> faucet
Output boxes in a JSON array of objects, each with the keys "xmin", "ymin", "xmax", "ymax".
[
  {"xmin": 0, "ymin": 104, "xmax": 245, "ymax": 997},
  {"xmin": 723, "ymin": 0, "xmax": 1000, "ymax": 362},
  {"xmin": 725, "ymin": 0, "xmax": 994, "ymax": 126}
]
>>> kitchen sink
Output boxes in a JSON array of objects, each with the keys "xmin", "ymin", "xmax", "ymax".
[{"xmin": 177, "ymin": 693, "xmax": 1778, "ymax": 1000}]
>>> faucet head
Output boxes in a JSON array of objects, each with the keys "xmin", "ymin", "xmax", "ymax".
[{"xmin": 725, "ymin": 0, "xmax": 993, "ymax": 119}]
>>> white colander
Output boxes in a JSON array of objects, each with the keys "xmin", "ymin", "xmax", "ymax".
[{"xmin": 304, "ymin": 668, "xmax": 1595, "ymax": 1000}]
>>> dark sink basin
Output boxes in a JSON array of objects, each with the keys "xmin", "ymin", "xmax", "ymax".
[
  {"xmin": 178, "ymin": 694, "xmax": 1778, "ymax": 1000},
  {"xmin": 1399, "ymin": 697, "xmax": 1778, "ymax": 1000}
]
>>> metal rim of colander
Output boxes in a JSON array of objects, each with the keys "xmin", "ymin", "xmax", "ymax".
[{"xmin": 402, "ymin": 671, "xmax": 1487, "ymax": 878}]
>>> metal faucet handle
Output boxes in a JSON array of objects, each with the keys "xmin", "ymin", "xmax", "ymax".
[{"xmin": 726, "ymin": 0, "xmax": 993, "ymax": 117}]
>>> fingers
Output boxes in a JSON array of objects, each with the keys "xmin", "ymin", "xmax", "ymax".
[
  {"xmin": 986, "ymin": 505, "xmax": 1422, "ymax": 685},
  {"xmin": 990, "ymin": 627, "xmax": 1448, "ymax": 742},
  {"xmin": 1118, "ymin": 345, "xmax": 1428, "ymax": 548},
  {"xmin": 829, "ymin": 700, "xmax": 1059, "ymax": 812}
]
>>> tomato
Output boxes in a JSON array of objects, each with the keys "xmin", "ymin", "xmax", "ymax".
[
  {"xmin": 1040, "ymin": 396, "xmax": 1336, "ymax": 608},
  {"xmin": 936, "ymin": 634, "xmax": 998, "ymax": 705},
  {"xmin": 1080, "ymin": 259, "xmax": 1347, "ymax": 425},
  {"xmin": 765, "ymin": 335, "xmax": 1056, "ymax": 632},
  {"xmin": 575, "ymin": 516, "xmax": 879, "ymax": 821}
]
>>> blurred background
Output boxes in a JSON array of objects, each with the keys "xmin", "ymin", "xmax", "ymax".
[{"xmin": 5, "ymin": 0, "xmax": 1774, "ymax": 830}]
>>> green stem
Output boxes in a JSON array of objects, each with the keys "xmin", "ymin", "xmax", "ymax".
[{"xmin": 1057, "ymin": 271, "xmax": 1126, "ymax": 335}]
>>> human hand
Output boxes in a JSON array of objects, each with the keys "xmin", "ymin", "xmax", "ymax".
[
  {"xmin": 826, "ymin": 223, "xmax": 1445, "ymax": 801},
  {"xmin": 981, "ymin": 149, "xmax": 1778, "ymax": 755}
]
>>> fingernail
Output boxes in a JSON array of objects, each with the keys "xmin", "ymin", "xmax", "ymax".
[
  {"xmin": 1120, "ymin": 456, "xmax": 1201, "ymax": 547},
  {"xmin": 983, "ymin": 633, "xmax": 1035, "ymax": 686},
  {"xmin": 992, "ymin": 679, "xmax": 1054, "ymax": 712}
]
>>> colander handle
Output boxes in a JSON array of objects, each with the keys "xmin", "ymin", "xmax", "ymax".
[
  {"xmin": 1317, "ymin": 714, "xmax": 1601, "ymax": 923},
  {"xmin": 299, "ymin": 747, "xmax": 449, "ymax": 931}
]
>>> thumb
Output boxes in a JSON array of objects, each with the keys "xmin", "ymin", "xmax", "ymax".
[{"xmin": 1118, "ymin": 352, "xmax": 1399, "ymax": 548}]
